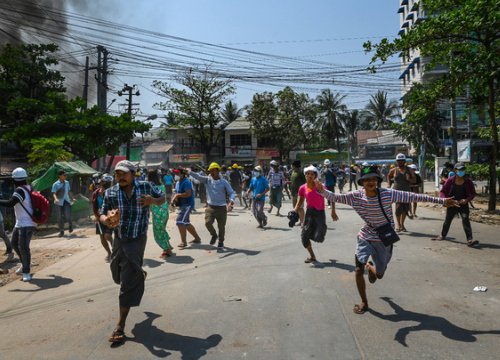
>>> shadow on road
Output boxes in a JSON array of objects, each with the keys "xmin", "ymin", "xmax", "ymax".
[
  {"xmin": 369, "ymin": 297, "xmax": 500, "ymax": 347},
  {"xmin": 143, "ymin": 258, "xmax": 165, "ymax": 268},
  {"xmin": 8, "ymin": 274, "xmax": 73, "ymax": 292},
  {"xmin": 263, "ymin": 226, "xmax": 291, "ymax": 231},
  {"xmin": 219, "ymin": 247, "xmax": 261, "ymax": 259},
  {"xmin": 128, "ymin": 312, "xmax": 222, "ymax": 358},
  {"xmin": 312, "ymin": 259, "xmax": 355, "ymax": 272},
  {"xmin": 166, "ymin": 255, "xmax": 195, "ymax": 265}
]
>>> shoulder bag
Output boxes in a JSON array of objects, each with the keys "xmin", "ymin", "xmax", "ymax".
[{"xmin": 374, "ymin": 189, "xmax": 400, "ymax": 246}]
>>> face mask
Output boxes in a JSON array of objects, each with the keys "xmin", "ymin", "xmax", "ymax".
[
  {"xmin": 252, "ymin": 171, "xmax": 261, "ymax": 178},
  {"xmin": 457, "ymin": 171, "xmax": 465, "ymax": 177}
]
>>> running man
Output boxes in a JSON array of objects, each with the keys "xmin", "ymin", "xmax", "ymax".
[
  {"xmin": 100, "ymin": 160, "xmax": 166, "ymax": 343},
  {"xmin": 246, "ymin": 165, "xmax": 269, "ymax": 228},
  {"xmin": 317, "ymin": 165, "xmax": 458, "ymax": 315}
]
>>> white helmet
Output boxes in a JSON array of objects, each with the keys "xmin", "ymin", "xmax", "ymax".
[
  {"xmin": 303, "ymin": 165, "xmax": 319, "ymax": 176},
  {"xmin": 323, "ymin": 159, "xmax": 331, "ymax": 166},
  {"xmin": 396, "ymin": 153, "xmax": 406, "ymax": 161},
  {"xmin": 270, "ymin": 160, "xmax": 278, "ymax": 166},
  {"xmin": 12, "ymin": 167, "xmax": 28, "ymax": 180}
]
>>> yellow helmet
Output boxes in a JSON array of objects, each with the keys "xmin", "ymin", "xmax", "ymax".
[
  {"xmin": 208, "ymin": 162, "xmax": 221, "ymax": 171},
  {"xmin": 231, "ymin": 163, "xmax": 239, "ymax": 169}
]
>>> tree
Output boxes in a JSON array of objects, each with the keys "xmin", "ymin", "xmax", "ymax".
[
  {"xmin": 221, "ymin": 100, "xmax": 243, "ymax": 125},
  {"xmin": 364, "ymin": 0, "xmax": 500, "ymax": 211},
  {"xmin": 393, "ymin": 81, "xmax": 446, "ymax": 176},
  {"xmin": 152, "ymin": 68, "xmax": 235, "ymax": 161},
  {"xmin": 0, "ymin": 43, "xmax": 65, "ymax": 147},
  {"xmin": 342, "ymin": 109, "xmax": 362, "ymax": 157},
  {"xmin": 247, "ymin": 87, "xmax": 314, "ymax": 162},
  {"xmin": 362, "ymin": 90, "xmax": 400, "ymax": 130},
  {"xmin": 27, "ymin": 137, "xmax": 74, "ymax": 175},
  {"xmin": 314, "ymin": 89, "xmax": 347, "ymax": 150},
  {"xmin": 7, "ymin": 94, "xmax": 150, "ymax": 165}
]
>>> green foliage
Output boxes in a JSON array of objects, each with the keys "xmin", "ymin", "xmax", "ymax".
[
  {"xmin": 152, "ymin": 68, "xmax": 235, "ymax": 159},
  {"xmin": 465, "ymin": 163, "xmax": 492, "ymax": 181},
  {"xmin": 0, "ymin": 43, "xmax": 65, "ymax": 134},
  {"xmin": 7, "ymin": 94, "xmax": 150, "ymax": 164},
  {"xmin": 221, "ymin": 100, "xmax": 243, "ymax": 125},
  {"xmin": 362, "ymin": 90, "xmax": 400, "ymax": 130},
  {"xmin": 247, "ymin": 87, "xmax": 313, "ymax": 161},
  {"xmin": 27, "ymin": 137, "xmax": 74, "ymax": 174},
  {"xmin": 314, "ymin": 89, "xmax": 347, "ymax": 150},
  {"xmin": 342, "ymin": 110, "xmax": 361, "ymax": 156},
  {"xmin": 364, "ymin": 0, "xmax": 500, "ymax": 210}
]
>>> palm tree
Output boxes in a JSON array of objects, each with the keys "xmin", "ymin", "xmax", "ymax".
[
  {"xmin": 342, "ymin": 109, "xmax": 361, "ymax": 157},
  {"xmin": 221, "ymin": 100, "xmax": 243, "ymax": 125},
  {"xmin": 315, "ymin": 89, "xmax": 347, "ymax": 150},
  {"xmin": 363, "ymin": 90, "xmax": 400, "ymax": 130}
]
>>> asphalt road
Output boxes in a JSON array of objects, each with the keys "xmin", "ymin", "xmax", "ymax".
[{"xmin": 0, "ymin": 196, "xmax": 499, "ymax": 360}]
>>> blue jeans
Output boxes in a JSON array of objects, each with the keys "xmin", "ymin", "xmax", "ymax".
[
  {"xmin": 57, "ymin": 201, "xmax": 73, "ymax": 232},
  {"xmin": 12, "ymin": 227, "xmax": 35, "ymax": 273}
]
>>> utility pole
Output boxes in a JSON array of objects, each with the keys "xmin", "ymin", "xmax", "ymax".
[
  {"xmin": 82, "ymin": 56, "xmax": 89, "ymax": 109},
  {"xmin": 118, "ymin": 84, "xmax": 140, "ymax": 160},
  {"xmin": 95, "ymin": 45, "xmax": 109, "ymax": 113}
]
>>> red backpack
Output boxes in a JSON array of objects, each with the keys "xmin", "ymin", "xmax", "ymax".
[{"xmin": 19, "ymin": 186, "xmax": 51, "ymax": 225}]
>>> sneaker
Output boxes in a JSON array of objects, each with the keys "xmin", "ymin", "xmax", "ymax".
[
  {"xmin": 210, "ymin": 235, "xmax": 218, "ymax": 245},
  {"xmin": 22, "ymin": 273, "xmax": 32, "ymax": 282},
  {"xmin": 217, "ymin": 241, "xmax": 224, "ymax": 248},
  {"xmin": 15, "ymin": 265, "xmax": 23, "ymax": 275}
]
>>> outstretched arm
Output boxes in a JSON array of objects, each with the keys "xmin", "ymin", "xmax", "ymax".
[{"xmin": 315, "ymin": 180, "xmax": 354, "ymax": 206}]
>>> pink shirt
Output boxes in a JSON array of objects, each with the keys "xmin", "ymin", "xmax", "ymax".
[{"xmin": 298, "ymin": 184, "xmax": 325, "ymax": 211}]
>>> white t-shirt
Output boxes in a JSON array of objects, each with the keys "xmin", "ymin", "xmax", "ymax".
[{"xmin": 13, "ymin": 186, "xmax": 37, "ymax": 228}]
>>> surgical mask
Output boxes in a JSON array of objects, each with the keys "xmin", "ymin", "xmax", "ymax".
[
  {"xmin": 252, "ymin": 171, "xmax": 261, "ymax": 178},
  {"xmin": 457, "ymin": 170, "xmax": 465, "ymax": 177}
]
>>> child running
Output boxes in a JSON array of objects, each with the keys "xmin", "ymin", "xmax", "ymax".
[
  {"xmin": 316, "ymin": 165, "xmax": 459, "ymax": 314},
  {"xmin": 294, "ymin": 165, "xmax": 338, "ymax": 263}
]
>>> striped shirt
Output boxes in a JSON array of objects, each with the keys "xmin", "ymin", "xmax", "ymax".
[
  {"xmin": 321, "ymin": 188, "xmax": 444, "ymax": 242},
  {"xmin": 268, "ymin": 169, "xmax": 284, "ymax": 187},
  {"xmin": 101, "ymin": 180, "xmax": 163, "ymax": 239}
]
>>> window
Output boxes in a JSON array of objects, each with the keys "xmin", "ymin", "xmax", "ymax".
[{"xmin": 230, "ymin": 134, "xmax": 251, "ymax": 147}]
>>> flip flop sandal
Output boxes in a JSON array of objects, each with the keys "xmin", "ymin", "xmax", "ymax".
[
  {"xmin": 467, "ymin": 239, "xmax": 479, "ymax": 247},
  {"xmin": 109, "ymin": 328, "xmax": 125, "ymax": 343},
  {"xmin": 367, "ymin": 261, "xmax": 377, "ymax": 284},
  {"xmin": 177, "ymin": 243, "xmax": 188, "ymax": 248},
  {"xmin": 353, "ymin": 304, "xmax": 369, "ymax": 314},
  {"xmin": 304, "ymin": 258, "xmax": 316, "ymax": 264}
]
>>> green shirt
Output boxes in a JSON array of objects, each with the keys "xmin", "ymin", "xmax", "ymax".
[{"xmin": 290, "ymin": 169, "xmax": 306, "ymax": 196}]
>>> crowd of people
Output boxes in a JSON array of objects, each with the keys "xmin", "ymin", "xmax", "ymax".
[{"xmin": 0, "ymin": 154, "xmax": 479, "ymax": 343}]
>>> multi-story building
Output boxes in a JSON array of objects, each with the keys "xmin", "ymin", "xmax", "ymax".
[{"xmin": 397, "ymin": 0, "xmax": 488, "ymax": 161}]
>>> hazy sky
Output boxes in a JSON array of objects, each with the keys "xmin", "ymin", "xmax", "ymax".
[{"xmin": 2, "ymin": 1, "xmax": 401, "ymax": 125}]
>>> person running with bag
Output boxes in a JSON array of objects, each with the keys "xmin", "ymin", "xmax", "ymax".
[
  {"xmin": 316, "ymin": 166, "xmax": 459, "ymax": 314},
  {"xmin": 294, "ymin": 165, "xmax": 338, "ymax": 264}
]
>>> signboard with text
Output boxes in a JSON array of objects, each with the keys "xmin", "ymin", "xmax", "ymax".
[{"xmin": 170, "ymin": 153, "xmax": 204, "ymax": 163}]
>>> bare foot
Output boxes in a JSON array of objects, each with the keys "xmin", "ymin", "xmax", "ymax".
[
  {"xmin": 431, "ymin": 235, "xmax": 444, "ymax": 241},
  {"xmin": 353, "ymin": 303, "xmax": 369, "ymax": 314},
  {"xmin": 366, "ymin": 261, "xmax": 377, "ymax": 284}
]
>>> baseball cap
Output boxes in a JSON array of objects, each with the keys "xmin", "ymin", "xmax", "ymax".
[
  {"xmin": 454, "ymin": 162, "xmax": 465, "ymax": 170},
  {"xmin": 115, "ymin": 160, "xmax": 136, "ymax": 173}
]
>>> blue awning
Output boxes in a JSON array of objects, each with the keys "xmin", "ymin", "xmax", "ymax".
[
  {"xmin": 411, "ymin": 2, "xmax": 419, "ymax": 11},
  {"xmin": 406, "ymin": 13, "xmax": 414, "ymax": 21},
  {"xmin": 401, "ymin": 0, "xmax": 409, "ymax": 5},
  {"xmin": 413, "ymin": 56, "xmax": 421, "ymax": 64},
  {"xmin": 398, "ymin": 29, "xmax": 406, "ymax": 36},
  {"xmin": 399, "ymin": 69, "xmax": 408, "ymax": 79},
  {"xmin": 402, "ymin": 21, "xmax": 410, "ymax": 28},
  {"xmin": 397, "ymin": 6, "xmax": 405, "ymax": 13},
  {"xmin": 408, "ymin": 62, "xmax": 414, "ymax": 70}
]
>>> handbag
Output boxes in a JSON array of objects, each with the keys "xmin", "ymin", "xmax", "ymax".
[{"xmin": 374, "ymin": 189, "xmax": 400, "ymax": 246}]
